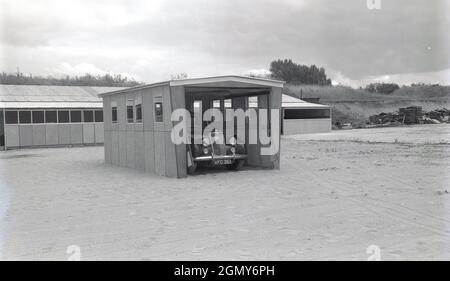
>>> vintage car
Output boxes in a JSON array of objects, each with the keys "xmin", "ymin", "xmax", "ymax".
[{"xmin": 187, "ymin": 129, "xmax": 247, "ymax": 173}]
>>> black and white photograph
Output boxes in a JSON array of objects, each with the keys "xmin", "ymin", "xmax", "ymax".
[{"xmin": 0, "ymin": 0, "xmax": 449, "ymax": 267}]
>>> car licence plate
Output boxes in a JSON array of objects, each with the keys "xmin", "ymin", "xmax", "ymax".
[{"xmin": 214, "ymin": 159, "xmax": 232, "ymax": 165}]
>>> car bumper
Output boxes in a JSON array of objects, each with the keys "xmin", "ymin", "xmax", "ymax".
[{"xmin": 193, "ymin": 154, "xmax": 247, "ymax": 162}]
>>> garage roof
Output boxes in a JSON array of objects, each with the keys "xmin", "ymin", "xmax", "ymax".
[
  {"xmin": 0, "ymin": 85, "xmax": 127, "ymax": 108},
  {"xmin": 98, "ymin": 75, "xmax": 285, "ymax": 97},
  {"xmin": 170, "ymin": 75, "xmax": 285, "ymax": 88}
]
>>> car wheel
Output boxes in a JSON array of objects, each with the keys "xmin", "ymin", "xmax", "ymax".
[{"xmin": 227, "ymin": 159, "xmax": 244, "ymax": 170}]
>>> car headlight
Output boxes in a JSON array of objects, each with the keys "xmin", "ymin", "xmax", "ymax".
[
  {"xmin": 229, "ymin": 137, "xmax": 237, "ymax": 146},
  {"xmin": 230, "ymin": 147, "xmax": 236, "ymax": 154},
  {"xmin": 203, "ymin": 147, "xmax": 210, "ymax": 155}
]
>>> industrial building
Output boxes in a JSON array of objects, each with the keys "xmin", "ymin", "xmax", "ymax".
[{"xmin": 0, "ymin": 85, "xmax": 126, "ymax": 150}]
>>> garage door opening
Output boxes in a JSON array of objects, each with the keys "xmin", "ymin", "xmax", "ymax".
[{"xmin": 184, "ymin": 86, "xmax": 271, "ymax": 173}]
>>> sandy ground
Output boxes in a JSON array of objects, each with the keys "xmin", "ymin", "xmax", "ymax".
[{"xmin": 1, "ymin": 124, "xmax": 450, "ymax": 260}]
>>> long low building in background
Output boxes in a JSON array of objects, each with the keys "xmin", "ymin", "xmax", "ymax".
[
  {"xmin": 280, "ymin": 94, "xmax": 331, "ymax": 135},
  {"xmin": 0, "ymin": 84, "xmax": 330, "ymax": 150},
  {"xmin": 0, "ymin": 85, "xmax": 126, "ymax": 150}
]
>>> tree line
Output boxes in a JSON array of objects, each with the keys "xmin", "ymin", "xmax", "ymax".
[
  {"xmin": 269, "ymin": 59, "xmax": 332, "ymax": 85},
  {"xmin": 0, "ymin": 71, "xmax": 141, "ymax": 87},
  {"xmin": 2, "ymin": 63, "xmax": 442, "ymax": 94}
]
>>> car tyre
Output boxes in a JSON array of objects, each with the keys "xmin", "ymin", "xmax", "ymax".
[{"xmin": 188, "ymin": 162, "xmax": 197, "ymax": 174}]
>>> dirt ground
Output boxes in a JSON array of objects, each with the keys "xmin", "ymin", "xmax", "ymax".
[{"xmin": 1, "ymin": 124, "xmax": 449, "ymax": 260}]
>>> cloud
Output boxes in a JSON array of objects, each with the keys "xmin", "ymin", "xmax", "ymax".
[
  {"xmin": 245, "ymin": 69, "xmax": 272, "ymax": 78},
  {"xmin": 49, "ymin": 62, "xmax": 139, "ymax": 80},
  {"xmin": 0, "ymin": 0, "xmax": 448, "ymax": 84},
  {"xmin": 330, "ymin": 68, "xmax": 450, "ymax": 88}
]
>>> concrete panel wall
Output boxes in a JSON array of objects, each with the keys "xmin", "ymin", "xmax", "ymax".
[
  {"xmin": 126, "ymin": 130, "xmax": 135, "ymax": 169},
  {"xmin": 2, "ymin": 107, "xmax": 104, "ymax": 149},
  {"xmin": 95, "ymin": 123, "xmax": 104, "ymax": 143},
  {"xmin": 104, "ymin": 130, "xmax": 112, "ymax": 164},
  {"xmin": 102, "ymin": 84, "xmax": 179, "ymax": 177},
  {"xmin": 83, "ymin": 124, "xmax": 95, "ymax": 144},
  {"xmin": 45, "ymin": 124, "xmax": 58, "ymax": 145},
  {"xmin": 144, "ymin": 131, "xmax": 155, "ymax": 174},
  {"xmin": 164, "ymin": 132, "xmax": 178, "ymax": 177},
  {"xmin": 32, "ymin": 125, "xmax": 46, "ymax": 146},
  {"xmin": 5, "ymin": 125, "xmax": 19, "ymax": 147},
  {"xmin": 283, "ymin": 118, "xmax": 331, "ymax": 135},
  {"xmin": 118, "ymin": 131, "xmax": 127, "ymax": 167},
  {"xmin": 19, "ymin": 125, "xmax": 33, "ymax": 147},
  {"xmin": 154, "ymin": 131, "xmax": 166, "ymax": 176},
  {"xmin": 58, "ymin": 124, "xmax": 71, "ymax": 145},
  {"xmin": 111, "ymin": 131, "xmax": 119, "ymax": 165},
  {"xmin": 135, "ymin": 131, "xmax": 145, "ymax": 171},
  {"xmin": 70, "ymin": 124, "xmax": 83, "ymax": 144}
]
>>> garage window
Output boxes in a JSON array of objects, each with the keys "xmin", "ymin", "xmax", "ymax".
[
  {"xmin": 5, "ymin": 111, "xmax": 18, "ymax": 124},
  {"xmin": 283, "ymin": 109, "xmax": 331, "ymax": 119},
  {"xmin": 45, "ymin": 111, "xmax": 57, "ymax": 123},
  {"xmin": 224, "ymin": 99, "xmax": 232, "ymax": 108},
  {"xmin": 155, "ymin": 102, "xmax": 163, "ymax": 122},
  {"xmin": 248, "ymin": 96, "xmax": 258, "ymax": 108},
  {"xmin": 213, "ymin": 100, "xmax": 221, "ymax": 108},
  {"xmin": 19, "ymin": 111, "xmax": 32, "ymax": 124},
  {"xmin": 32, "ymin": 111, "xmax": 45, "ymax": 123},
  {"xmin": 58, "ymin": 110, "xmax": 70, "ymax": 123},
  {"xmin": 135, "ymin": 97, "xmax": 142, "ymax": 123},
  {"xmin": 83, "ymin": 110, "xmax": 94, "ymax": 123},
  {"xmin": 111, "ymin": 101, "xmax": 117, "ymax": 123},
  {"xmin": 127, "ymin": 99, "xmax": 134, "ymax": 123},
  {"xmin": 70, "ymin": 110, "xmax": 82, "ymax": 123},
  {"xmin": 95, "ymin": 110, "xmax": 103, "ymax": 122}
]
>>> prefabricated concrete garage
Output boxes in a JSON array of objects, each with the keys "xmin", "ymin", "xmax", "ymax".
[
  {"xmin": 0, "ymin": 85, "xmax": 126, "ymax": 150},
  {"xmin": 99, "ymin": 75, "xmax": 285, "ymax": 178}
]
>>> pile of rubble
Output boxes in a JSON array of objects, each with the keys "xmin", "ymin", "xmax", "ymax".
[
  {"xmin": 423, "ymin": 108, "xmax": 450, "ymax": 124},
  {"xmin": 367, "ymin": 106, "xmax": 450, "ymax": 126}
]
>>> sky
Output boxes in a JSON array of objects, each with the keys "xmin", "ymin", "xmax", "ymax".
[{"xmin": 0, "ymin": 0, "xmax": 449, "ymax": 87}]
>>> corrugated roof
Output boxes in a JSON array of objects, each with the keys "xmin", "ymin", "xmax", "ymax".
[
  {"xmin": 0, "ymin": 85, "xmax": 127, "ymax": 108},
  {"xmin": 281, "ymin": 94, "xmax": 330, "ymax": 109},
  {"xmin": 248, "ymin": 94, "xmax": 330, "ymax": 109}
]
